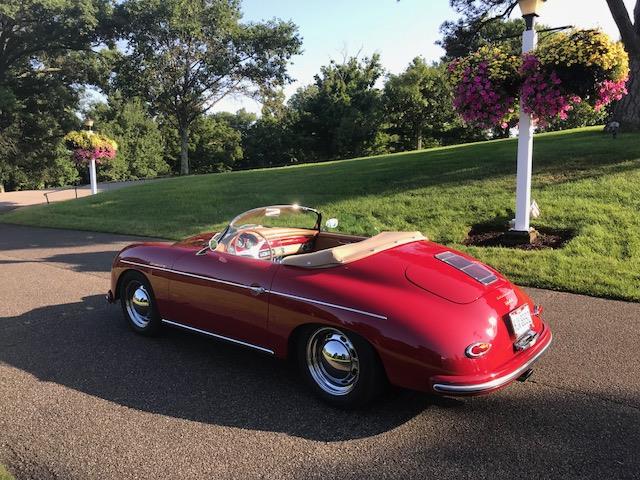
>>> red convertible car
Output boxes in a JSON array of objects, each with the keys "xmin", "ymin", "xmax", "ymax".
[{"xmin": 108, "ymin": 205, "xmax": 552, "ymax": 407}]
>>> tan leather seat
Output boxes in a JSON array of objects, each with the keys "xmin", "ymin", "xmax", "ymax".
[{"xmin": 281, "ymin": 231, "xmax": 426, "ymax": 268}]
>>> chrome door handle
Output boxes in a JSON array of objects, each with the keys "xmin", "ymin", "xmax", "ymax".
[{"xmin": 250, "ymin": 285, "xmax": 266, "ymax": 296}]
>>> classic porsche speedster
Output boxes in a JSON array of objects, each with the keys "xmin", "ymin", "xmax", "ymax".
[{"xmin": 108, "ymin": 205, "xmax": 552, "ymax": 407}]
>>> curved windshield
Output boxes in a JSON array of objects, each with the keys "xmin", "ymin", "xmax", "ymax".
[
  {"xmin": 229, "ymin": 205, "xmax": 320, "ymax": 231},
  {"xmin": 216, "ymin": 205, "xmax": 321, "ymax": 254}
]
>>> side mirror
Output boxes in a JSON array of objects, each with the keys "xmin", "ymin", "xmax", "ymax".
[
  {"xmin": 208, "ymin": 237, "xmax": 219, "ymax": 251},
  {"xmin": 325, "ymin": 218, "xmax": 339, "ymax": 229}
]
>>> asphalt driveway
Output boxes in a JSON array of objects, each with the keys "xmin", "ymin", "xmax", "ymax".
[{"xmin": 0, "ymin": 224, "xmax": 639, "ymax": 479}]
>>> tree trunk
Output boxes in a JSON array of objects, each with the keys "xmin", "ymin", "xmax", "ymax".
[
  {"xmin": 415, "ymin": 128, "xmax": 423, "ymax": 150},
  {"xmin": 614, "ymin": 55, "xmax": 640, "ymax": 131},
  {"xmin": 0, "ymin": 182, "xmax": 4, "ymax": 193},
  {"xmin": 179, "ymin": 125, "xmax": 190, "ymax": 175}
]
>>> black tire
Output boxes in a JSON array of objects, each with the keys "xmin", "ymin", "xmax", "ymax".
[
  {"xmin": 119, "ymin": 270, "xmax": 162, "ymax": 336},
  {"xmin": 296, "ymin": 325, "xmax": 386, "ymax": 409}
]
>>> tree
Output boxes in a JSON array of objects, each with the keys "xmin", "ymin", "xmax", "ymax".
[
  {"xmin": 188, "ymin": 115, "xmax": 243, "ymax": 173},
  {"xmin": 0, "ymin": 0, "xmax": 114, "ymax": 191},
  {"xmin": 383, "ymin": 58, "xmax": 455, "ymax": 150},
  {"xmin": 88, "ymin": 96, "xmax": 170, "ymax": 181},
  {"xmin": 538, "ymin": 101, "xmax": 608, "ymax": 133},
  {"xmin": 241, "ymin": 114, "xmax": 298, "ymax": 169},
  {"xmin": 213, "ymin": 109, "xmax": 257, "ymax": 139},
  {"xmin": 606, "ymin": 0, "xmax": 640, "ymax": 129},
  {"xmin": 114, "ymin": 0, "xmax": 301, "ymax": 175},
  {"xmin": 289, "ymin": 54, "xmax": 387, "ymax": 161},
  {"xmin": 161, "ymin": 114, "xmax": 244, "ymax": 173},
  {"xmin": 443, "ymin": 0, "xmax": 640, "ymax": 130},
  {"xmin": 439, "ymin": 18, "xmax": 526, "ymax": 60}
]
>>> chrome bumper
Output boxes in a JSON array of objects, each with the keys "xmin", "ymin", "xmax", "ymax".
[{"xmin": 432, "ymin": 333, "xmax": 552, "ymax": 394}]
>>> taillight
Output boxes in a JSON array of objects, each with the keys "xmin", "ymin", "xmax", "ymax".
[{"xmin": 465, "ymin": 342, "xmax": 492, "ymax": 358}]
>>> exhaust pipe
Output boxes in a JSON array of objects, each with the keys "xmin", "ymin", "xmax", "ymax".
[{"xmin": 517, "ymin": 369, "xmax": 534, "ymax": 382}]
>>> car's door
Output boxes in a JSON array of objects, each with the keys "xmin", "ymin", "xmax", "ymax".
[{"xmin": 165, "ymin": 249, "xmax": 279, "ymax": 351}]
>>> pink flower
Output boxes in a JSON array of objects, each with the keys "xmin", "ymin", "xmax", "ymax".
[{"xmin": 595, "ymin": 78, "xmax": 628, "ymax": 111}]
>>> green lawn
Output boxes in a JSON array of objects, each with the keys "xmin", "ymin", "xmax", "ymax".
[
  {"xmin": 3, "ymin": 127, "xmax": 639, "ymax": 301},
  {"xmin": 0, "ymin": 465, "xmax": 14, "ymax": 480}
]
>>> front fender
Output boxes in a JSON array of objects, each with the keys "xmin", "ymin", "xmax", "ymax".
[{"xmin": 108, "ymin": 242, "xmax": 179, "ymax": 316}]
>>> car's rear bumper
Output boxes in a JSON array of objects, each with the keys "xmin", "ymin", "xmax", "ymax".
[{"xmin": 430, "ymin": 324, "xmax": 552, "ymax": 395}]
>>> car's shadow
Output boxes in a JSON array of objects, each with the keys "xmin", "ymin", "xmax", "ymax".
[{"xmin": 0, "ymin": 294, "xmax": 454, "ymax": 441}]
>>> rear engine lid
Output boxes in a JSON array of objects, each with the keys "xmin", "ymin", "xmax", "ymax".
[{"xmin": 405, "ymin": 251, "xmax": 505, "ymax": 304}]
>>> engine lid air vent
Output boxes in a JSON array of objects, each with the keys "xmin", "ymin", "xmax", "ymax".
[{"xmin": 435, "ymin": 251, "xmax": 498, "ymax": 286}]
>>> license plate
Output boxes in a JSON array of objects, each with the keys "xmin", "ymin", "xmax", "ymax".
[{"xmin": 509, "ymin": 305, "xmax": 533, "ymax": 338}]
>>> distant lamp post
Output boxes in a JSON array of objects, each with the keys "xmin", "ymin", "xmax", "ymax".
[
  {"xmin": 511, "ymin": 0, "xmax": 546, "ymax": 243},
  {"xmin": 83, "ymin": 118, "xmax": 98, "ymax": 195}
]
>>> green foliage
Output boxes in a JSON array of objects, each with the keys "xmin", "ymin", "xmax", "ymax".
[
  {"xmin": 0, "ymin": 0, "xmax": 627, "ymax": 190},
  {"xmin": 288, "ymin": 55, "xmax": 387, "ymax": 161},
  {"xmin": 189, "ymin": 116, "xmax": 243, "ymax": 174},
  {"xmin": 113, "ymin": 0, "xmax": 302, "ymax": 174},
  {"xmin": 540, "ymin": 101, "xmax": 608, "ymax": 133},
  {"xmin": 88, "ymin": 97, "xmax": 169, "ymax": 181},
  {"xmin": 5, "ymin": 128, "xmax": 640, "ymax": 301},
  {"xmin": 161, "ymin": 113, "xmax": 245, "ymax": 174},
  {"xmin": 0, "ymin": 0, "xmax": 114, "ymax": 191},
  {"xmin": 0, "ymin": 464, "xmax": 15, "ymax": 480},
  {"xmin": 383, "ymin": 58, "xmax": 457, "ymax": 150},
  {"xmin": 47, "ymin": 142, "xmax": 81, "ymax": 187},
  {"xmin": 242, "ymin": 115, "xmax": 298, "ymax": 168},
  {"xmin": 439, "ymin": 18, "xmax": 527, "ymax": 60}
]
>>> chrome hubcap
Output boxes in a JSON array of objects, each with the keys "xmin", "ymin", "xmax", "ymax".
[
  {"xmin": 306, "ymin": 327, "xmax": 359, "ymax": 396},
  {"xmin": 125, "ymin": 283, "xmax": 151, "ymax": 328}
]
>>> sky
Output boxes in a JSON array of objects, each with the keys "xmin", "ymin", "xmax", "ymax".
[{"xmin": 214, "ymin": 0, "xmax": 636, "ymax": 114}]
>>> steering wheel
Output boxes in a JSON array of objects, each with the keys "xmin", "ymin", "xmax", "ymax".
[{"xmin": 228, "ymin": 229, "xmax": 274, "ymax": 261}]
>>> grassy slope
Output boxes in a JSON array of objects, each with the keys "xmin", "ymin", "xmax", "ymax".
[
  {"xmin": 0, "ymin": 465, "xmax": 14, "ymax": 480},
  {"xmin": 3, "ymin": 127, "xmax": 639, "ymax": 301}
]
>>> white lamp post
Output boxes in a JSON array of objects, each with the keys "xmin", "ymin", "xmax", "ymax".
[
  {"xmin": 511, "ymin": 0, "xmax": 546, "ymax": 242},
  {"xmin": 83, "ymin": 118, "xmax": 98, "ymax": 195}
]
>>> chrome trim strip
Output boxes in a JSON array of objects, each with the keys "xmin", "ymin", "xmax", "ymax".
[
  {"xmin": 269, "ymin": 291, "xmax": 388, "ymax": 320},
  {"xmin": 121, "ymin": 259, "xmax": 388, "ymax": 320},
  {"xmin": 161, "ymin": 319, "xmax": 274, "ymax": 354},
  {"xmin": 120, "ymin": 260, "xmax": 252, "ymax": 291},
  {"xmin": 432, "ymin": 333, "xmax": 552, "ymax": 394}
]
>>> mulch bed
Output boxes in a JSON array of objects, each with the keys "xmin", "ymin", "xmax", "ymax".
[{"xmin": 464, "ymin": 226, "xmax": 574, "ymax": 250}]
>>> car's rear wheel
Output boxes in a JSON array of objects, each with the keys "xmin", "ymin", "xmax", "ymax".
[
  {"xmin": 120, "ymin": 270, "xmax": 161, "ymax": 336},
  {"xmin": 297, "ymin": 326, "xmax": 385, "ymax": 408}
]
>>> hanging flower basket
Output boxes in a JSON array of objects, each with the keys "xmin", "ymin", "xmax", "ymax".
[
  {"xmin": 447, "ymin": 45, "xmax": 521, "ymax": 129},
  {"xmin": 526, "ymin": 29, "xmax": 629, "ymax": 123},
  {"xmin": 63, "ymin": 130, "xmax": 118, "ymax": 165},
  {"xmin": 448, "ymin": 29, "xmax": 629, "ymax": 128},
  {"xmin": 519, "ymin": 54, "xmax": 582, "ymax": 123}
]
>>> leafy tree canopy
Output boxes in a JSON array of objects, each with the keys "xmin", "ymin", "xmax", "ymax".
[
  {"xmin": 383, "ymin": 57, "xmax": 456, "ymax": 150},
  {"xmin": 439, "ymin": 18, "xmax": 527, "ymax": 60},
  {"xmin": 288, "ymin": 54, "xmax": 387, "ymax": 161},
  {"xmin": 88, "ymin": 95, "xmax": 170, "ymax": 181},
  {"xmin": 112, "ymin": 0, "xmax": 302, "ymax": 174},
  {"xmin": 0, "ymin": 0, "xmax": 115, "ymax": 191}
]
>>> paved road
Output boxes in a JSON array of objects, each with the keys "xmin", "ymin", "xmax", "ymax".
[
  {"xmin": 0, "ymin": 224, "xmax": 639, "ymax": 480},
  {"xmin": 0, "ymin": 179, "xmax": 167, "ymax": 213}
]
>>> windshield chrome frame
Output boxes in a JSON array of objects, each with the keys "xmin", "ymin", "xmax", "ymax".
[{"xmin": 217, "ymin": 205, "xmax": 322, "ymax": 245}]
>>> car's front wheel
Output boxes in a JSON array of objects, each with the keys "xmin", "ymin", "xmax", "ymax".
[
  {"xmin": 120, "ymin": 270, "xmax": 162, "ymax": 336},
  {"xmin": 297, "ymin": 326, "xmax": 386, "ymax": 408}
]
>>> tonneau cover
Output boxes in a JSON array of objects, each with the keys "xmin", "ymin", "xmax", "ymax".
[{"xmin": 281, "ymin": 231, "xmax": 426, "ymax": 268}]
